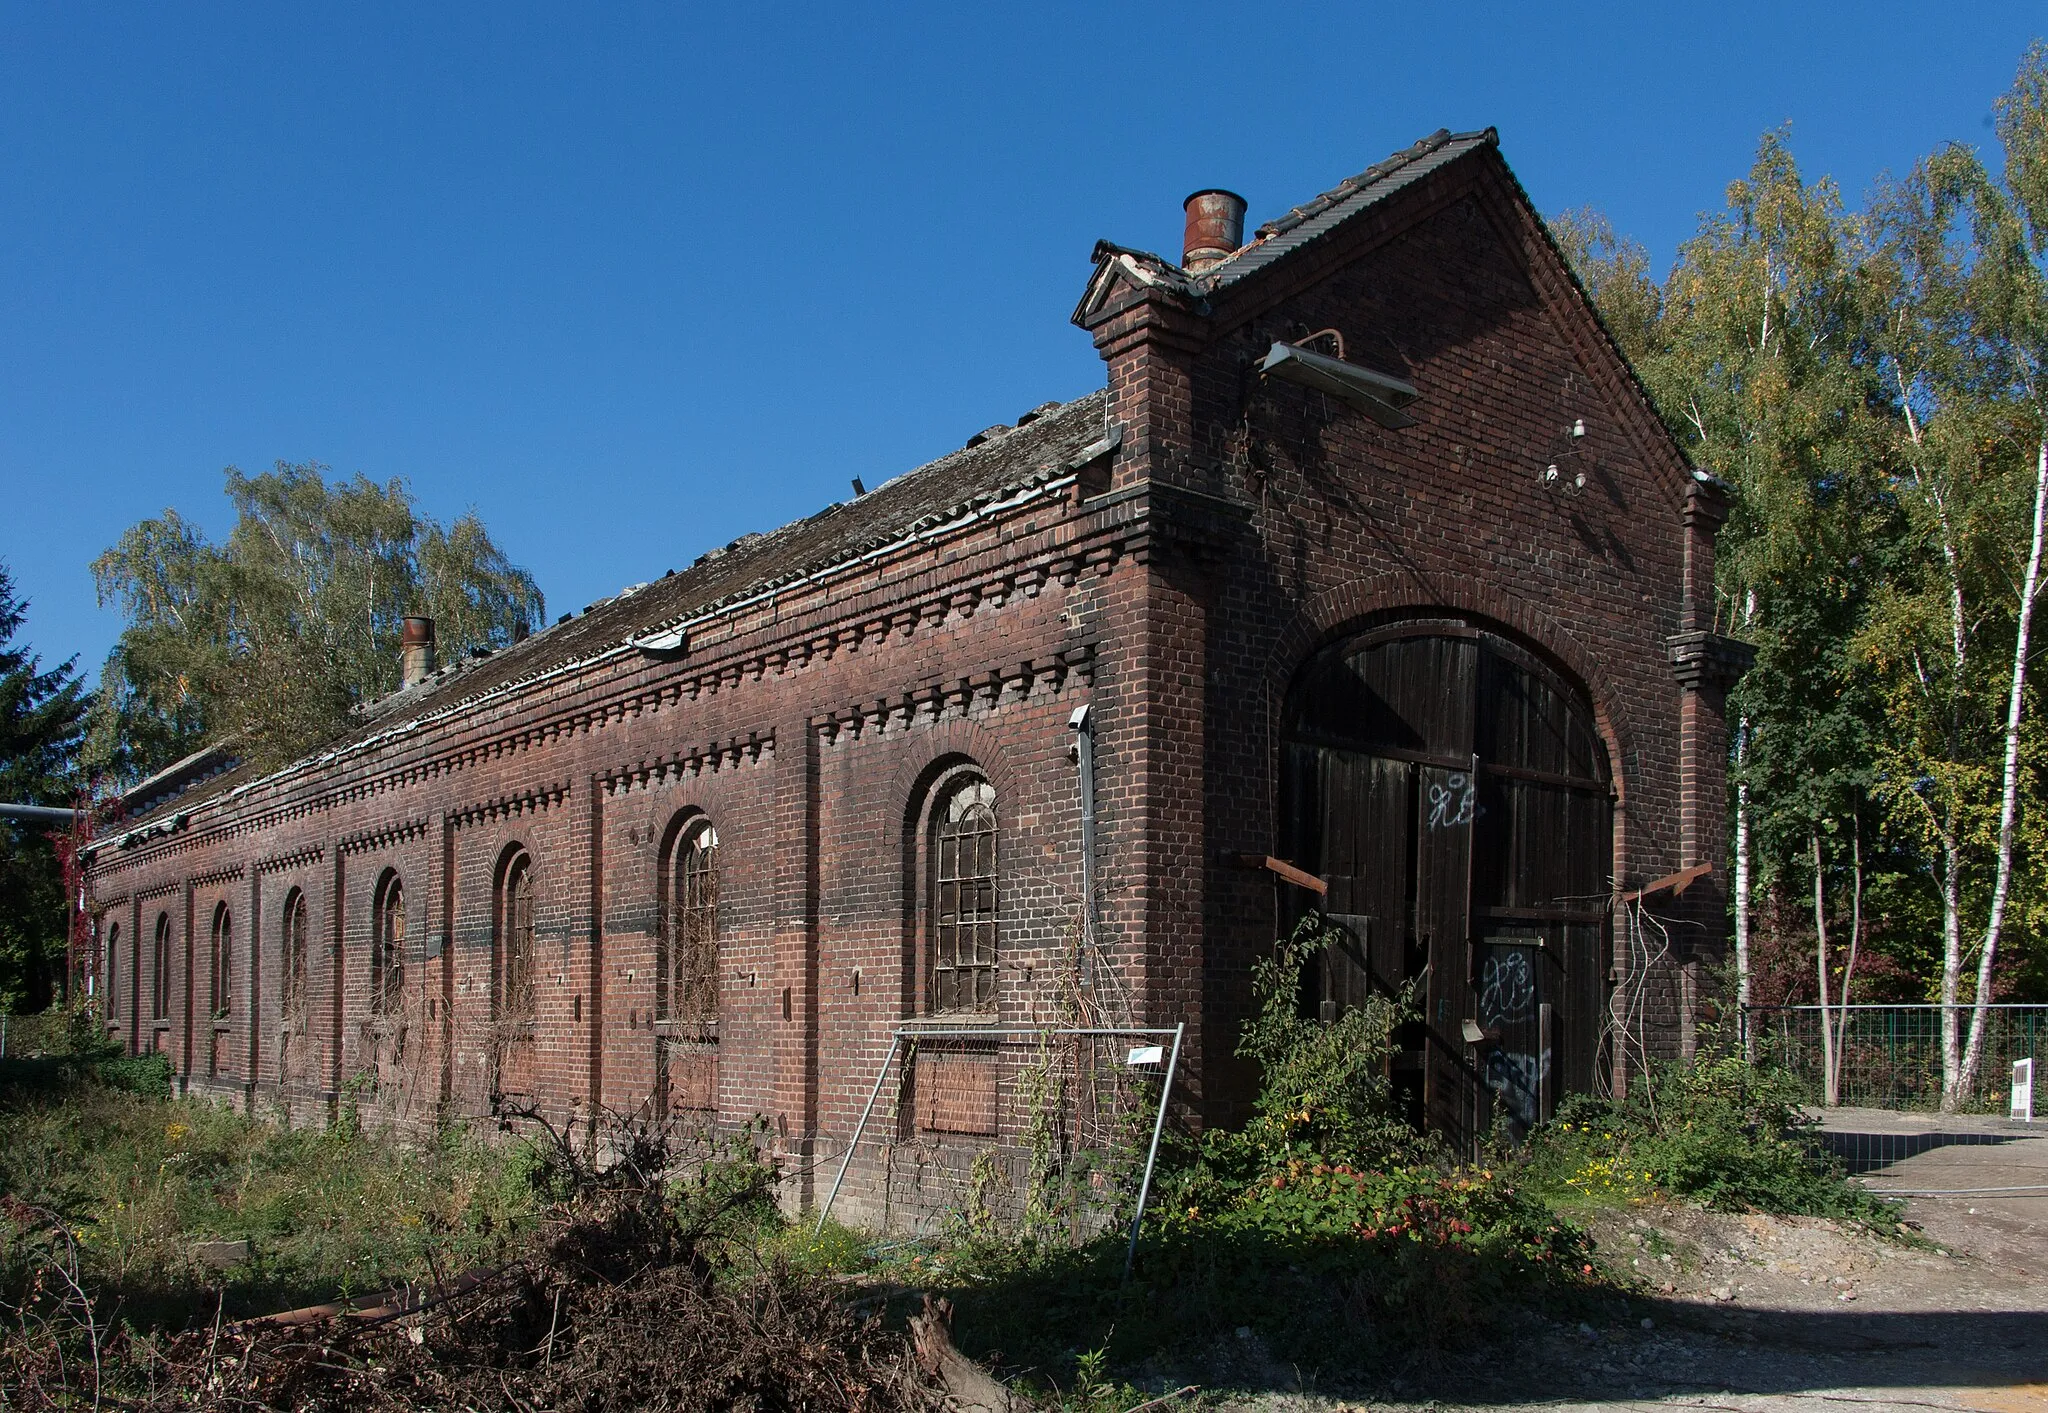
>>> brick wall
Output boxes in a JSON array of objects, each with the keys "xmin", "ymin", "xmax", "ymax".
[{"xmin": 84, "ymin": 138, "xmax": 1731, "ymax": 1220}]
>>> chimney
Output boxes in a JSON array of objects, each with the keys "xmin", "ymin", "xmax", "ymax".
[
  {"xmin": 401, "ymin": 616, "xmax": 436, "ymax": 689},
  {"xmin": 1182, "ymin": 189, "xmax": 1247, "ymax": 272}
]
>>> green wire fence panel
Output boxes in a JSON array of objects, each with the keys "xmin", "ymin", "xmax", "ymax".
[{"xmin": 1742, "ymin": 1005, "xmax": 2047, "ymax": 1112}]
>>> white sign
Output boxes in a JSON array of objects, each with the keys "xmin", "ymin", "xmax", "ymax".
[
  {"xmin": 1126, "ymin": 1045, "xmax": 1165, "ymax": 1067},
  {"xmin": 2014, "ymin": 1058, "xmax": 2034, "ymax": 1123}
]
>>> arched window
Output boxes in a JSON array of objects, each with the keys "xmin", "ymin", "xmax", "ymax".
[
  {"xmin": 372, "ymin": 872, "xmax": 405, "ymax": 1014},
  {"xmin": 280, "ymin": 889, "xmax": 309, "ymax": 1022},
  {"xmin": 210, "ymin": 904, "xmax": 233, "ymax": 1019},
  {"xmin": 152, "ymin": 912, "xmax": 172, "ymax": 1020},
  {"xmin": 928, "ymin": 775, "xmax": 998, "ymax": 1014},
  {"xmin": 658, "ymin": 820, "xmax": 719, "ymax": 1035},
  {"xmin": 496, "ymin": 850, "xmax": 535, "ymax": 1025},
  {"xmin": 104, "ymin": 922, "xmax": 120, "ymax": 1019}
]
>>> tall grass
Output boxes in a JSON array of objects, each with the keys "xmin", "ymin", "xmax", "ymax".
[{"xmin": 0, "ymin": 1070, "xmax": 537, "ymax": 1326}]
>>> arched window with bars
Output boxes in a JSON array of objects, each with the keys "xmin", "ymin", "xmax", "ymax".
[
  {"xmin": 209, "ymin": 904, "xmax": 233, "ymax": 1019},
  {"xmin": 372, "ymin": 872, "xmax": 405, "ymax": 1014},
  {"xmin": 927, "ymin": 774, "xmax": 998, "ymax": 1014},
  {"xmin": 657, "ymin": 819, "xmax": 719, "ymax": 1036},
  {"xmin": 496, "ymin": 850, "xmax": 536, "ymax": 1027}
]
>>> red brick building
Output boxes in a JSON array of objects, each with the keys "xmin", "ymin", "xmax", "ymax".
[{"xmin": 82, "ymin": 129, "xmax": 1745, "ymax": 1219}]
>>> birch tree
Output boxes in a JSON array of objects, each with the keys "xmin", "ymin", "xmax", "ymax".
[
  {"xmin": 1559, "ymin": 138, "xmax": 1890, "ymax": 1043},
  {"xmin": 1863, "ymin": 43, "xmax": 2048, "ymax": 1105},
  {"xmin": 90, "ymin": 462, "xmax": 546, "ymax": 780}
]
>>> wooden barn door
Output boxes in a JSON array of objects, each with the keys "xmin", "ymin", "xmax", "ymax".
[{"xmin": 1284, "ymin": 621, "xmax": 1610, "ymax": 1150}]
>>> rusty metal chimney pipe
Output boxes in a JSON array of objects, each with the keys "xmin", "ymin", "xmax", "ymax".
[
  {"xmin": 1182, "ymin": 189, "xmax": 1247, "ymax": 272},
  {"xmin": 401, "ymin": 615, "xmax": 436, "ymax": 689}
]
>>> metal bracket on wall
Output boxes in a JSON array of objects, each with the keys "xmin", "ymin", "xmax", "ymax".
[
  {"xmin": 1230, "ymin": 853, "xmax": 1327, "ymax": 896},
  {"xmin": 1619, "ymin": 862, "xmax": 1712, "ymax": 904}
]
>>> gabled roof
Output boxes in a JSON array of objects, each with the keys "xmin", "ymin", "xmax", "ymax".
[
  {"xmin": 105, "ymin": 390, "xmax": 1115, "ymax": 837},
  {"xmin": 1073, "ymin": 129, "xmax": 1498, "ymax": 327},
  {"xmin": 1204, "ymin": 128, "xmax": 1496, "ymax": 289}
]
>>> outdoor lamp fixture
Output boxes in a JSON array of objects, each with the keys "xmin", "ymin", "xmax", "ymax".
[
  {"xmin": 629, "ymin": 624, "xmax": 690, "ymax": 659},
  {"xmin": 1256, "ymin": 340, "xmax": 1419, "ymax": 429},
  {"xmin": 1539, "ymin": 417, "xmax": 1587, "ymax": 496}
]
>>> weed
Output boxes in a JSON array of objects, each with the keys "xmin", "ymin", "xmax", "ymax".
[
  {"xmin": 0, "ymin": 1063, "xmax": 537, "ymax": 1327},
  {"xmin": 941, "ymin": 916, "xmax": 1596, "ymax": 1379},
  {"xmin": 1521, "ymin": 1044, "xmax": 1898, "ymax": 1221}
]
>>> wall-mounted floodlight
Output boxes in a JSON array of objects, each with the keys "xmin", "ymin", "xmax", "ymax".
[
  {"xmin": 1257, "ymin": 341, "xmax": 1419, "ymax": 429},
  {"xmin": 629, "ymin": 626, "xmax": 690, "ymax": 658}
]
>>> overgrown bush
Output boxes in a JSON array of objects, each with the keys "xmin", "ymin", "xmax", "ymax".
[
  {"xmin": 1521, "ymin": 1046, "xmax": 1896, "ymax": 1220},
  {"xmin": 945, "ymin": 916, "xmax": 1597, "ymax": 1380},
  {"xmin": 0, "ymin": 1000, "xmax": 176, "ymax": 1098}
]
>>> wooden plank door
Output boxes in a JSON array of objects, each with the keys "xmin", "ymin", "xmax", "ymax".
[
  {"xmin": 1416, "ymin": 763, "xmax": 1475, "ymax": 1143},
  {"xmin": 1317, "ymin": 749, "xmax": 1413, "ymax": 1011}
]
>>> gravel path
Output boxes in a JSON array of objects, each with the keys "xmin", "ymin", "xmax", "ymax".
[{"xmin": 1202, "ymin": 1113, "xmax": 2048, "ymax": 1413}]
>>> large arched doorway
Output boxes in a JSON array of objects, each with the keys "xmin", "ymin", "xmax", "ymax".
[{"xmin": 1281, "ymin": 616, "xmax": 1613, "ymax": 1146}]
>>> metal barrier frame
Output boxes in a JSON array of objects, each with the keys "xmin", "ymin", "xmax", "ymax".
[{"xmin": 813, "ymin": 1022, "xmax": 1185, "ymax": 1280}]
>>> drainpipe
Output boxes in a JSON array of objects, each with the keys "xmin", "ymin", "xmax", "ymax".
[{"xmin": 1069, "ymin": 704, "xmax": 1098, "ymax": 983}]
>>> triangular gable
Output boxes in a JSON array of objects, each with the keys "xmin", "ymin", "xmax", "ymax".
[
  {"xmin": 1069, "ymin": 241, "xmax": 1196, "ymax": 327},
  {"xmin": 1080, "ymin": 129, "xmax": 1704, "ymax": 516}
]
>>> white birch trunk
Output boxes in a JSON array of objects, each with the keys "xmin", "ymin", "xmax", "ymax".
[
  {"xmin": 1813, "ymin": 832, "xmax": 1837, "ymax": 1106},
  {"xmin": 1900, "ymin": 393, "xmax": 1973, "ymax": 1111},
  {"xmin": 1958, "ymin": 437, "xmax": 2048, "ymax": 1100},
  {"xmin": 1834, "ymin": 818, "xmax": 1865, "ymax": 1102},
  {"xmin": 1734, "ymin": 591, "xmax": 1756, "ymax": 1064},
  {"xmin": 1735, "ymin": 735, "xmax": 1754, "ymax": 1062},
  {"xmin": 1939, "ymin": 836, "xmax": 1965, "ymax": 1110}
]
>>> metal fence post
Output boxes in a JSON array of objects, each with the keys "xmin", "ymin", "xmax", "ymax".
[{"xmin": 1122, "ymin": 1021, "xmax": 1184, "ymax": 1284}]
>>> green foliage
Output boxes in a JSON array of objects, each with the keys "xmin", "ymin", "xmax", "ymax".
[
  {"xmin": 88, "ymin": 462, "xmax": 546, "ymax": 780},
  {"xmin": 90, "ymin": 1051, "xmax": 175, "ymax": 1101},
  {"xmin": 1214, "ymin": 912, "xmax": 1430, "ymax": 1173},
  {"xmin": 1522, "ymin": 1052, "xmax": 1894, "ymax": 1220},
  {"xmin": 1555, "ymin": 48, "xmax": 2048, "ymax": 1019},
  {"xmin": 941, "ymin": 917, "xmax": 1594, "ymax": 1379},
  {"xmin": 0, "ymin": 562, "xmax": 87, "ymax": 1014},
  {"xmin": 0, "ymin": 1003, "xmax": 175, "ymax": 1100},
  {"xmin": 0, "ymin": 1067, "xmax": 537, "ymax": 1324}
]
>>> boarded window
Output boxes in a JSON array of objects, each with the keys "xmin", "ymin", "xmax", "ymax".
[
  {"xmin": 152, "ymin": 913, "xmax": 171, "ymax": 1020},
  {"xmin": 662, "ymin": 823, "xmax": 719, "ymax": 1034},
  {"xmin": 104, "ymin": 923, "xmax": 119, "ymax": 1019},
  {"xmin": 210, "ymin": 904, "xmax": 233, "ymax": 1019},
  {"xmin": 498, "ymin": 852, "xmax": 535, "ymax": 1024},
  {"xmin": 373, "ymin": 873, "xmax": 405, "ymax": 1014},
  {"xmin": 280, "ymin": 890, "xmax": 309, "ymax": 1022},
  {"xmin": 930, "ymin": 777, "xmax": 997, "ymax": 1013}
]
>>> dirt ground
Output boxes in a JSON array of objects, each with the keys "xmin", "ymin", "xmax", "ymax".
[{"xmin": 1195, "ymin": 1110, "xmax": 2048, "ymax": 1413}]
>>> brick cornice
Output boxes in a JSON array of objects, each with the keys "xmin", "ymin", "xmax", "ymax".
[
  {"xmin": 338, "ymin": 817, "xmax": 431, "ymax": 855},
  {"xmin": 600, "ymin": 735, "xmax": 772, "ymax": 798},
  {"xmin": 1667, "ymin": 632, "xmax": 1754, "ymax": 692},
  {"xmin": 91, "ymin": 515, "xmax": 1144, "ymax": 877},
  {"xmin": 448, "ymin": 782, "xmax": 569, "ymax": 829}
]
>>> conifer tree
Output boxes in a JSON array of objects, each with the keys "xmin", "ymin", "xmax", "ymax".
[{"xmin": 0, "ymin": 562, "xmax": 87, "ymax": 1012}]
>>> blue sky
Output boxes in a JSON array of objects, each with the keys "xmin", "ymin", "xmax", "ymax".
[{"xmin": 3, "ymin": 3, "xmax": 2042, "ymax": 682}]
